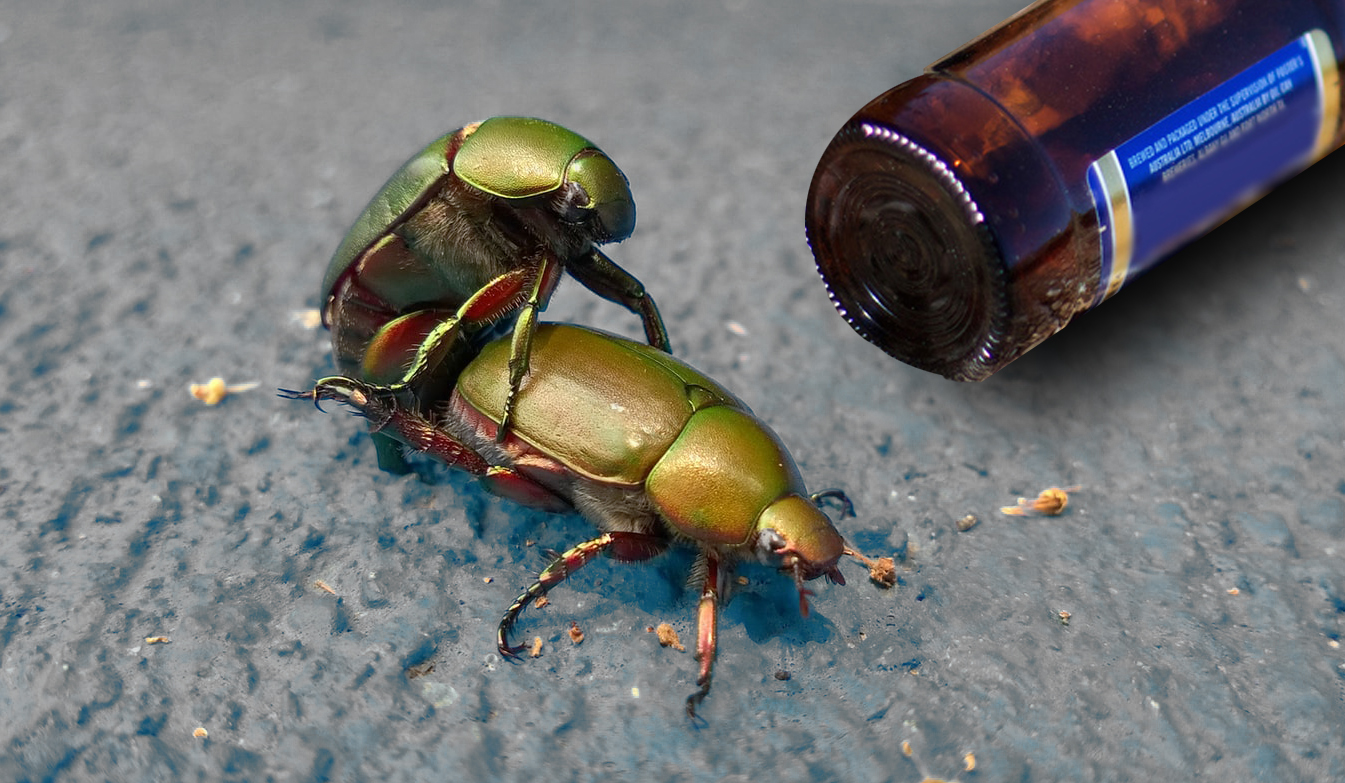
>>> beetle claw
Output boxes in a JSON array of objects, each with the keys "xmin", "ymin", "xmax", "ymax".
[
  {"xmin": 277, "ymin": 386, "xmax": 330, "ymax": 413},
  {"xmin": 685, "ymin": 685, "xmax": 711, "ymax": 726}
]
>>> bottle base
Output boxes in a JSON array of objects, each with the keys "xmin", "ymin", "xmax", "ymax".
[{"xmin": 806, "ymin": 121, "xmax": 1010, "ymax": 381}]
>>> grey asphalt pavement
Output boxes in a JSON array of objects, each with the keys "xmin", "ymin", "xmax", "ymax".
[{"xmin": 2, "ymin": 1, "xmax": 1343, "ymax": 781}]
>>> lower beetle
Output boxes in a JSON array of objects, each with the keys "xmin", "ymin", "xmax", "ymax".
[{"xmin": 286, "ymin": 323, "xmax": 868, "ymax": 717}]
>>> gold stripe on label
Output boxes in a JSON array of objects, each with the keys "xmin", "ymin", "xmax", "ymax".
[
  {"xmin": 1305, "ymin": 29, "xmax": 1341, "ymax": 160},
  {"xmin": 1093, "ymin": 151, "xmax": 1133, "ymax": 302}
]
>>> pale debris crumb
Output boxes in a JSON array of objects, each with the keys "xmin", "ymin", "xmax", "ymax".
[
  {"xmin": 654, "ymin": 623, "xmax": 685, "ymax": 652},
  {"xmin": 291, "ymin": 308, "xmax": 323, "ymax": 329},
  {"xmin": 845, "ymin": 548, "xmax": 896, "ymax": 588},
  {"xmin": 1002, "ymin": 486, "xmax": 1079, "ymax": 516},
  {"xmin": 867, "ymin": 557, "xmax": 897, "ymax": 587},
  {"xmin": 189, "ymin": 377, "xmax": 260, "ymax": 405}
]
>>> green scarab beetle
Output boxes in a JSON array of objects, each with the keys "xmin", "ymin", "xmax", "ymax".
[
  {"xmin": 287, "ymin": 323, "xmax": 869, "ymax": 719},
  {"xmin": 318, "ymin": 117, "xmax": 670, "ymax": 473}
]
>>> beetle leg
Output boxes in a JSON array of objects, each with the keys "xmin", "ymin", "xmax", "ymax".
[
  {"xmin": 685, "ymin": 553, "xmax": 724, "ymax": 722},
  {"xmin": 304, "ymin": 376, "xmax": 572, "ymax": 509},
  {"xmin": 371, "ymin": 432, "xmax": 411, "ymax": 475},
  {"xmin": 359, "ymin": 309, "xmax": 457, "ymax": 387},
  {"xmin": 498, "ymin": 531, "xmax": 667, "ymax": 657},
  {"xmin": 368, "ymin": 254, "xmax": 562, "ymax": 442},
  {"xmin": 567, "ymin": 248, "xmax": 671, "ymax": 353},
  {"xmin": 308, "ymin": 377, "xmax": 496, "ymax": 477},
  {"xmin": 498, "ymin": 253, "xmax": 565, "ymax": 441},
  {"xmin": 395, "ymin": 265, "xmax": 537, "ymax": 391}
]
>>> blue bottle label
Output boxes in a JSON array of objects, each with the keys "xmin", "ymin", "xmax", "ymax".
[{"xmin": 1087, "ymin": 30, "xmax": 1339, "ymax": 306}]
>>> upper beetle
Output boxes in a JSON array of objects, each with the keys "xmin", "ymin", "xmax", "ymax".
[{"xmin": 319, "ymin": 117, "xmax": 670, "ymax": 472}]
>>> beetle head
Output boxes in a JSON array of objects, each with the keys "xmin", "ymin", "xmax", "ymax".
[
  {"xmin": 559, "ymin": 149, "xmax": 635, "ymax": 243},
  {"xmin": 453, "ymin": 116, "xmax": 635, "ymax": 245},
  {"xmin": 754, "ymin": 494, "xmax": 847, "ymax": 615}
]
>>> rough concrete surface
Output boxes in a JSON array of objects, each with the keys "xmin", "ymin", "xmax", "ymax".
[{"xmin": 2, "ymin": 1, "xmax": 1344, "ymax": 781}]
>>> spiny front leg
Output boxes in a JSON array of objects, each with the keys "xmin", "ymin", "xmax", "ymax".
[
  {"xmin": 498, "ymin": 531, "xmax": 667, "ymax": 658},
  {"xmin": 291, "ymin": 376, "xmax": 495, "ymax": 477},
  {"xmin": 686, "ymin": 553, "xmax": 724, "ymax": 722},
  {"xmin": 285, "ymin": 376, "xmax": 572, "ymax": 511}
]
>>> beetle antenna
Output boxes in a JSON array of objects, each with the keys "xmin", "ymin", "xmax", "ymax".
[{"xmin": 843, "ymin": 545, "xmax": 876, "ymax": 567}]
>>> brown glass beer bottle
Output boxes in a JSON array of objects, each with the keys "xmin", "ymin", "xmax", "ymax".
[{"xmin": 806, "ymin": 0, "xmax": 1343, "ymax": 380}]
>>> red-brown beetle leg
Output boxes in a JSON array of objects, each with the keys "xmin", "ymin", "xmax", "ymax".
[
  {"xmin": 396, "ymin": 262, "xmax": 540, "ymax": 390},
  {"xmin": 361, "ymin": 309, "xmax": 455, "ymax": 386},
  {"xmin": 310, "ymin": 377, "xmax": 496, "ymax": 478},
  {"xmin": 477, "ymin": 466, "xmax": 571, "ymax": 513},
  {"xmin": 498, "ymin": 531, "xmax": 667, "ymax": 658},
  {"xmin": 686, "ymin": 553, "xmax": 722, "ymax": 721}
]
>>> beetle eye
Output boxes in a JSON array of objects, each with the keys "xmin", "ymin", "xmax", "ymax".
[{"xmin": 551, "ymin": 182, "xmax": 592, "ymax": 224}]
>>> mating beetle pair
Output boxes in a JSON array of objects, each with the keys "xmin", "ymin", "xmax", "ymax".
[{"xmin": 290, "ymin": 117, "xmax": 867, "ymax": 717}]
